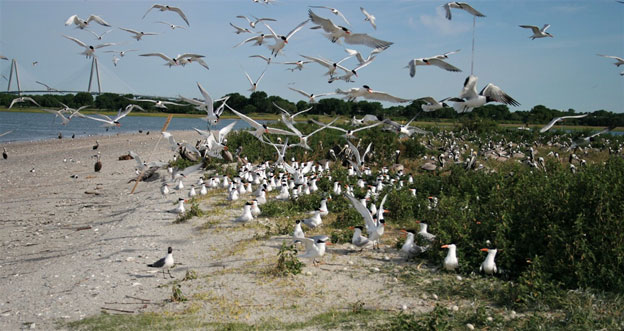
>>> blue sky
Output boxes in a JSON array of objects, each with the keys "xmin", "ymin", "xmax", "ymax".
[{"xmin": 1, "ymin": 0, "xmax": 623, "ymax": 113}]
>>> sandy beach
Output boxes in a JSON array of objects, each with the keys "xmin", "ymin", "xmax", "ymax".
[{"xmin": 0, "ymin": 131, "xmax": 439, "ymax": 330}]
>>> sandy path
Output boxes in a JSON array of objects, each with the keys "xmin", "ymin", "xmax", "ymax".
[{"xmin": 0, "ymin": 131, "xmax": 434, "ymax": 330}]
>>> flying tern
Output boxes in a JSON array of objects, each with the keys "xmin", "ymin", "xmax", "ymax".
[
  {"xmin": 309, "ymin": 6, "xmax": 350, "ymax": 26},
  {"xmin": 312, "ymin": 117, "xmax": 382, "ymax": 139},
  {"xmin": 233, "ymin": 33, "xmax": 276, "ymax": 47},
  {"xmin": 8, "ymin": 97, "xmax": 41, "ymax": 109},
  {"xmin": 335, "ymin": 85, "xmax": 412, "ymax": 103},
  {"xmin": 308, "ymin": 10, "xmax": 393, "ymax": 49},
  {"xmin": 288, "ymin": 87, "xmax": 335, "ymax": 103},
  {"xmin": 451, "ymin": 75, "xmax": 520, "ymax": 113},
  {"xmin": 65, "ymin": 14, "xmax": 111, "ymax": 29},
  {"xmin": 264, "ymin": 19, "xmax": 309, "ymax": 56},
  {"xmin": 519, "ymin": 24, "xmax": 553, "ymax": 39},
  {"xmin": 84, "ymin": 104, "xmax": 143, "ymax": 127},
  {"xmin": 406, "ymin": 57, "xmax": 461, "ymax": 77},
  {"xmin": 417, "ymin": 96, "xmax": 453, "ymax": 112},
  {"xmin": 443, "ymin": 2, "xmax": 486, "ymax": 20},
  {"xmin": 36, "ymin": 81, "xmax": 59, "ymax": 92},
  {"xmin": 86, "ymin": 29, "xmax": 113, "ymax": 40},
  {"xmin": 360, "ymin": 7, "xmax": 377, "ymax": 29},
  {"xmin": 104, "ymin": 49, "xmax": 138, "ymax": 57},
  {"xmin": 156, "ymin": 21, "xmax": 186, "ymax": 30},
  {"xmin": 143, "ymin": 4, "xmax": 190, "ymax": 26},
  {"xmin": 236, "ymin": 15, "xmax": 276, "ymax": 29},
  {"xmin": 63, "ymin": 35, "xmax": 115, "ymax": 58},
  {"xmin": 244, "ymin": 69, "xmax": 267, "ymax": 92},
  {"xmin": 597, "ymin": 54, "xmax": 624, "ymax": 66},
  {"xmin": 300, "ymin": 54, "xmax": 352, "ymax": 78},
  {"xmin": 130, "ymin": 98, "xmax": 184, "ymax": 109},
  {"xmin": 140, "ymin": 52, "xmax": 205, "ymax": 67},
  {"xmin": 230, "ymin": 22, "xmax": 252, "ymax": 34},
  {"xmin": 249, "ymin": 54, "xmax": 272, "ymax": 64},
  {"xmin": 119, "ymin": 27, "xmax": 159, "ymax": 41},
  {"xmin": 226, "ymin": 104, "xmax": 296, "ymax": 139},
  {"xmin": 539, "ymin": 114, "xmax": 588, "ymax": 133}
]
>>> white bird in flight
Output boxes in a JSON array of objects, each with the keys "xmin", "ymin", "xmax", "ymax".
[
  {"xmin": 451, "ymin": 75, "xmax": 520, "ymax": 113},
  {"xmin": 335, "ymin": 85, "xmax": 412, "ymax": 103},
  {"xmin": 104, "ymin": 49, "xmax": 138, "ymax": 57},
  {"xmin": 597, "ymin": 54, "xmax": 624, "ymax": 67},
  {"xmin": 230, "ymin": 22, "xmax": 252, "ymax": 34},
  {"xmin": 233, "ymin": 33, "xmax": 276, "ymax": 48},
  {"xmin": 249, "ymin": 54, "xmax": 272, "ymax": 64},
  {"xmin": 300, "ymin": 54, "xmax": 352, "ymax": 78},
  {"xmin": 143, "ymin": 4, "xmax": 190, "ymax": 26},
  {"xmin": 308, "ymin": 10, "xmax": 393, "ymax": 49},
  {"xmin": 443, "ymin": 2, "xmax": 486, "ymax": 20},
  {"xmin": 119, "ymin": 27, "xmax": 159, "ymax": 41},
  {"xmin": 328, "ymin": 57, "xmax": 375, "ymax": 83},
  {"xmin": 86, "ymin": 29, "xmax": 113, "ymax": 40},
  {"xmin": 84, "ymin": 104, "xmax": 143, "ymax": 127},
  {"xmin": 36, "ymin": 81, "xmax": 59, "ymax": 92},
  {"xmin": 244, "ymin": 69, "xmax": 267, "ymax": 92},
  {"xmin": 225, "ymin": 104, "xmax": 296, "ymax": 139},
  {"xmin": 9, "ymin": 96, "xmax": 41, "ymax": 109},
  {"xmin": 288, "ymin": 87, "xmax": 335, "ymax": 104},
  {"xmin": 236, "ymin": 15, "xmax": 276, "ymax": 29},
  {"xmin": 65, "ymin": 14, "xmax": 111, "ymax": 29},
  {"xmin": 155, "ymin": 21, "xmax": 187, "ymax": 30},
  {"xmin": 360, "ymin": 7, "xmax": 377, "ymax": 30},
  {"xmin": 539, "ymin": 114, "xmax": 588, "ymax": 133},
  {"xmin": 264, "ymin": 19, "xmax": 309, "ymax": 57},
  {"xmin": 406, "ymin": 57, "xmax": 461, "ymax": 77},
  {"xmin": 140, "ymin": 52, "xmax": 205, "ymax": 67},
  {"xmin": 130, "ymin": 98, "xmax": 184, "ymax": 109},
  {"xmin": 63, "ymin": 35, "xmax": 115, "ymax": 58},
  {"xmin": 309, "ymin": 6, "xmax": 350, "ymax": 26},
  {"xmin": 519, "ymin": 24, "xmax": 553, "ymax": 39},
  {"xmin": 417, "ymin": 96, "xmax": 453, "ymax": 112}
]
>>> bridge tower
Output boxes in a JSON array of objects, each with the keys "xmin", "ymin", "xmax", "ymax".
[
  {"xmin": 6, "ymin": 59, "xmax": 21, "ymax": 95},
  {"xmin": 87, "ymin": 57, "xmax": 102, "ymax": 94}
]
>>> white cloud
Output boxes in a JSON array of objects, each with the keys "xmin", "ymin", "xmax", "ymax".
[{"xmin": 418, "ymin": 7, "xmax": 471, "ymax": 36}]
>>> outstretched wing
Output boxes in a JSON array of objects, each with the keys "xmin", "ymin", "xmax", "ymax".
[{"xmin": 480, "ymin": 83, "xmax": 520, "ymax": 106}]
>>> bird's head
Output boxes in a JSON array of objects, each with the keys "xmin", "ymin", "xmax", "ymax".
[
  {"xmin": 167, "ymin": 247, "xmax": 173, "ymax": 253},
  {"xmin": 340, "ymin": 26, "xmax": 351, "ymax": 34},
  {"xmin": 281, "ymin": 36, "xmax": 287, "ymax": 42},
  {"xmin": 363, "ymin": 85, "xmax": 372, "ymax": 93},
  {"xmin": 114, "ymin": 121, "xmax": 121, "ymax": 127}
]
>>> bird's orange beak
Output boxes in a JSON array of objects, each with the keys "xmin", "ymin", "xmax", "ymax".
[
  {"xmin": 325, "ymin": 242, "xmax": 331, "ymax": 245},
  {"xmin": 480, "ymin": 248, "xmax": 489, "ymax": 252},
  {"xmin": 415, "ymin": 220, "xmax": 421, "ymax": 223},
  {"xmin": 441, "ymin": 244, "xmax": 449, "ymax": 248},
  {"xmin": 348, "ymin": 226, "xmax": 354, "ymax": 230},
  {"xmin": 384, "ymin": 209, "xmax": 390, "ymax": 213}
]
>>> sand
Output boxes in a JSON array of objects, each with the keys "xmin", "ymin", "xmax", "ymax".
[{"xmin": 0, "ymin": 131, "xmax": 436, "ymax": 330}]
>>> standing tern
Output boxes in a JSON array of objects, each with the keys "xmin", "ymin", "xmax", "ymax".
[
  {"xmin": 443, "ymin": 2, "xmax": 486, "ymax": 20},
  {"xmin": 8, "ymin": 97, "xmax": 41, "ymax": 109},
  {"xmin": 308, "ymin": 10, "xmax": 393, "ymax": 49},
  {"xmin": 293, "ymin": 220, "xmax": 305, "ymax": 242},
  {"xmin": 225, "ymin": 104, "xmax": 296, "ymax": 139},
  {"xmin": 288, "ymin": 87, "xmax": 335, "ymax": 104},
  {"xmin": 263, "ymin": 19, "xmax": 309, "ymax": 57},
  {"xmin": 309, "ymin": 6, "xmax": 350, "ymax": 26},
  {"xmin": 451, "ymin": 75, "xmax": 520, "ymax": 113},
  {"xmin": 65, "ymin": 14, "xmax": 111, "ymax": 29},
  {"xmin": 147, "ymin": 247, "xmax": 175, "ymax": 278},
  {"xmin": 360, "ymin": 7, "xmax": 377, "ymax": 30},
  {"xmin": 63, "ymin": 35, "xmax": 115, "ymax": 58},
  {"xmin": 479, "ymin": 248, "xmax": 498, "ymax": 275},
  {"xmin": 539, "ymin": 114, "xmax": 588, "ymax": 133},
  {"xmin": 519, "ymin": 24, "xmax": 553, "ymax": 39},
  {"xmin": 119, "ymin": 27, "xmax": 159, "ymax": 41},
  {"xmin": 143, "ymin": 4, "xmax": 190, "ymax": 26},
  {"xmin": 350, "ymin": 226, "xmax": 372, "ymax": 250},
  {"xmin": 299, "ymin": 237, "xmax": 330, "ymax": 265},
  {"xmin": 399, "ymin": 230, "xmax": 429, "ymax": 257},
  {"xmin": 441, "ymin": 244, "xmax": 459, "ymax": 271},
  {"xmin": 236, "ymin": 15, "xmax": 276, "ymax": 29}
]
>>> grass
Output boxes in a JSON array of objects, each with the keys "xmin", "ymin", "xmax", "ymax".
[{"xmin": 66, "ymin": 309, "xmax": 389, "ymax": 330}]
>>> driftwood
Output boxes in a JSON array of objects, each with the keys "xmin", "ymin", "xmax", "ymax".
[{"xmin": 101, "ymin": 307, "xmax": 134, "ymax": 313}]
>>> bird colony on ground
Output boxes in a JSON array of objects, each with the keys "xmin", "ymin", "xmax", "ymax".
[{"xmin": 1, "ymin": 1, "xmax": 622, "ymax": 277}]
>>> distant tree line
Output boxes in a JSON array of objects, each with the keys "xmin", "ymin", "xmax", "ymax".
[{"xmin": 1, "ymin": 91, "xmax": 622, "ymax": 126}]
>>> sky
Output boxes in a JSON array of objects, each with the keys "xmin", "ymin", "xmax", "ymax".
[{"xmin": 0, "ymin": 0, "xmax": 623, "ymax": 113}]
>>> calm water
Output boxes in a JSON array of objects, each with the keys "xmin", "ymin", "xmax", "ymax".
[{"xmin": 0, "ymin": 111, "xmax": 257, "ymax": 143}]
